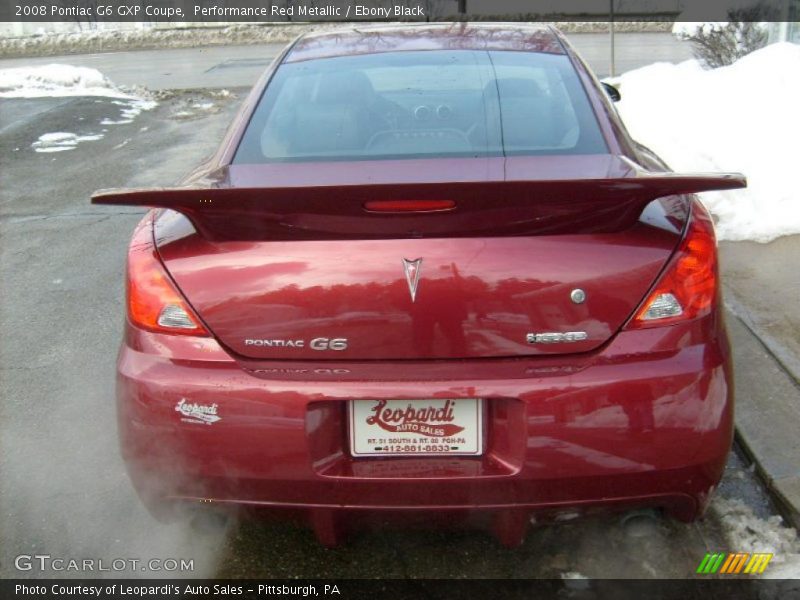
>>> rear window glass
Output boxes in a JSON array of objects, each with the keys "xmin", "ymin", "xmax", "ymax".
[{"xmin": 234, "ymin": 50, "xmax": 607, "ymax": 164}]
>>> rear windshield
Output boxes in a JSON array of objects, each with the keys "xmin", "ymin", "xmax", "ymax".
[{"xmin": 234, "ymin": 50, "xmax": 607, "ymax": 163}]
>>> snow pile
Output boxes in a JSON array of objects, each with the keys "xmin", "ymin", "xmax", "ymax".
[
  {"xmin": 672, "ymin": 22, "xmax": 710, "ymax": 37},
  {"xmin": 612, "ymin": 42, "xmax": 800, "ymax": 242},
  {"xmin": 712, "ymin": 497, "xmax": 800, "ymax": 578},
  {"xmin": 0, "ymin": 64, "xmax": 139, "ymax": 99},
  {"xmin": 0, "ymin": 64, "xmax": 158, "ymax": 153}
]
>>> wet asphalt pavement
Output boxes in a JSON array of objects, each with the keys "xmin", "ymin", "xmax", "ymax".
[
  {"xmin": 215, "ymin": 449, "xmax": 776, "ymax": 579},
  {"xmin": 0, "ymin": 76, "xmax": 792, "ymax": 583}
]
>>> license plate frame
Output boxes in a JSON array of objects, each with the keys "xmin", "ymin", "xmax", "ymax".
[{"xmin": 348, "ymin": 398, "xmax": 483, "ymax": 457}]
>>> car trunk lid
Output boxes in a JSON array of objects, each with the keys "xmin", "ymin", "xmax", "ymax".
[{"xmin": 92, "ymin": 155, "xmax": 745, "ymax": 360}]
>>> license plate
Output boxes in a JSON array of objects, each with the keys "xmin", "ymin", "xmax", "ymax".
[{"xmin": 349, "ymin": 398, "xmax": 483, "ymax": 457}]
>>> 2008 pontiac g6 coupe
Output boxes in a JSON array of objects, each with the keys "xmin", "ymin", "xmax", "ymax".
[{"xmin": 93, "ymin": 23, "xmax": 746, "ymax": 546}]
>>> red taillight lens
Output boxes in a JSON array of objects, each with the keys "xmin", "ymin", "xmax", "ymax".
[
  {"xmin": 363, "ymin": 200, "xmax": 456, "ymax": 213},
  {"xmin": 126, "ymin": 217, "xmax": 208, "ymax": 336},
  {"xmin": 626, "ymin": 202, "xmax": 718, "ymax": 329}
]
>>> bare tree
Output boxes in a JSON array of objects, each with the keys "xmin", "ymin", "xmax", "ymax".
[
  {"xmin": 424, "ymin": 0, "xmax": 451, "ymax": 20},
  {"xmin": 677, "ymin": 2, "xmax": 778, "ymax": 69},
  {"xmin": 56, "ymin": 0, "xmax": 99, "ymax": 30}
]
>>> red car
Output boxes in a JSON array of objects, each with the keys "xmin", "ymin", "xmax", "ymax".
[{"xmin": 93, "ymin": 23, "xmax": 746, "ymax": 546}]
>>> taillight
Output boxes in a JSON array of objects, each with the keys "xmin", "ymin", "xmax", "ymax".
[
  {"xmin": 126, "ymin": 217, "xmax": 209, "ymax": 336},
  {"xmin": 363, "ymin": 200, "xmax": 456, "ymax": 213},
  {"xmin": 626, "ymin": 202, "xmax": 718, "ymax": 329}
]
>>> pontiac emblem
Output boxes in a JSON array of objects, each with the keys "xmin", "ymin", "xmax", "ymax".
[{"xmin": 402, "ymin": 258, "xmax": 423, "ymax": 302}]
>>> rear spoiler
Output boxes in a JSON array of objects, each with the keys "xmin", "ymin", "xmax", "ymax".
[{"xmin": 92, "ymin": 169, "xmax": 745, "ymax": 241}]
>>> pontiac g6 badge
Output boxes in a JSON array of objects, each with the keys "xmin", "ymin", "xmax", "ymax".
[
  {"xmin": 244, "ymin": 338, "xmax": 348, "ymax": 350},
  {"xmin": 402, "ymin": 258, "xmax": 423, "ymax": 302}
]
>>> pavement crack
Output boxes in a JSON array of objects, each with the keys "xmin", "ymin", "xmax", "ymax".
[{"xmin": 1, "ymin": 211, "xmax": 144, "ymax": 224}]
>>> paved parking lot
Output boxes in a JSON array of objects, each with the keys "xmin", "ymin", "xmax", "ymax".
[{"xmin": 0, "ymin": 32, "xmax": 692, "ymax": 90}]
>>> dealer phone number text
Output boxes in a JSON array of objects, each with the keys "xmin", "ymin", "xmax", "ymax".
[{"xmin": 377, "ymin": 444, "xmax": 457, "ymax": 453}]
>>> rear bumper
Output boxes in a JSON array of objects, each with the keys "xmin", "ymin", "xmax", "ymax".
[{"xmin": 117, "ymin": 315, "xmax": 733, "ymax": 540}]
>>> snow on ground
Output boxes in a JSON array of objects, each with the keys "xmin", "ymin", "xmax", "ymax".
[
  {"xmin": 100, "ymin": 99, "xmax": 157, "ymax": 125},
  {"xmin": 611, "ymin": 43, "xmax": 800, "ymax": 242},
  {"xmin": 712, "ymin": 496, "xmax": 800, "ymax": 578},
  {"xmin": 166, "ymin": 90, "xmax": 234, "ymax": 121},
  {"xmin": 0, "ymin": 64, "xmax": 138, "ymax": 99},
  {"xmin": 0, "ymin": 64, "xmax": 157, "ymax": 153},
  {"xmin": 32, "ymin": 132, "xmax": 104, "ymax": 153}
]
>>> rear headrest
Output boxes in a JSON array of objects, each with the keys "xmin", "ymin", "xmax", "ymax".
[
  {"xmin": 291, "ymin": 103, "xmax": 361, "ymax": 153},
  {"xmin": 314, "ymin": 70, "xmax": 375, "ymax": 104},
  {"xmin": 484, "ymin": 78, "xmax": 546, "ymax": 99}
]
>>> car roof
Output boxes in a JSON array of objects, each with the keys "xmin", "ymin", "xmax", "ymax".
[{"xmin": 284, "ymin": 22, "xmax": 566, "ymax": 63}]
